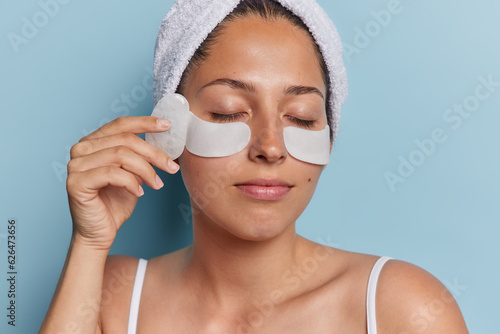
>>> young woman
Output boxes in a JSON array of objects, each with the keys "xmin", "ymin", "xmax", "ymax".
[{"xmin": 41, "ymin": 0, "xmax": 468, "ymax": 333}]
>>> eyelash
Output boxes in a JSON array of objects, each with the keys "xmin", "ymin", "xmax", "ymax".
[
  {"xmin": 287, "ymin": 116, "xmax": 315, "ymax": 129},
  {"xmin": 210, "ymin": 112, "xmax": 245, "ymax": 122},
  {"xmin": 210, "ymin": 113, "xmax": 315, "ymax": 129}
]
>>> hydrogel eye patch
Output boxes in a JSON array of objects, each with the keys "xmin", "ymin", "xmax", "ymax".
[
  {"xmin": 283, "ymin": 126, "xmax": 331, "ymax": 165},
  {"xmin": 146, "ymin": 94, "xmax": 251, "ymax": 160},
  {"xmin": 146, "ymin": 94, "xmax": 331, "ymax": 165}
]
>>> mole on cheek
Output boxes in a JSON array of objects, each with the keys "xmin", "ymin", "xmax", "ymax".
[{"xmin": 308, "ymin": 178, "xmax": 312, "ymax": 183}]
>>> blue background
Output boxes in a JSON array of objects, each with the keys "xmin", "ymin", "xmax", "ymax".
[{"xmin": 1, "ymin": 0, "xmax": 499, "ymax": 332}]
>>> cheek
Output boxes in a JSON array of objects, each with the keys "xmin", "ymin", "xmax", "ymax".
[
  {"xmin": 178, "ymin": 154, "xmax": 205, "ymax": 196},
  {"xmin": 298, "ymin": 165, "xmax": 324, "ymax": 194},
  {"xmin": 296, "ymin": 160, "xmax": 323, "ymax": 178},
  {"xmin": 179, "ymin": 156, "xmax": 218, "ymax": 214},
  {"xmin": 178, "ymin": 153, "xmax": 243, "ymax": 205}
]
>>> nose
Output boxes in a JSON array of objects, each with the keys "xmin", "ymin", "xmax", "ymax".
[{"xmin": 248, "ymin": 117, "xmax": 288, "ymax": 164}]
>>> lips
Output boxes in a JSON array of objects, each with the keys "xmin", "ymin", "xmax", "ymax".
[{"xmin": 235, "ymin": 178, "xmax": 292, "ymax": 201}]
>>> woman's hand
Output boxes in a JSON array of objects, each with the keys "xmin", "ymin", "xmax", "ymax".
[{"xmin": 66, "ymin": 116, "xmax": 179, "ymax": 251}]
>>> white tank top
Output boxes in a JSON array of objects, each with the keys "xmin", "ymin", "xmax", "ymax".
[{"xmin": 127, "ymin": 256, "xmax": 392, "ymax": 334}]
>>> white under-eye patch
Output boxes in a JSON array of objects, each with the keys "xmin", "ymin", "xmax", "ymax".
[
  {"xmin": 146, "ymin": 94, "xmax": 251, "ymax": 160},
  {"xmin": 146, "ymin": 94, "xmax": 331, "ymax": 165},
  {"xmin": 284, "ymin": 126, "xmax": 331, "ymax": 165}
]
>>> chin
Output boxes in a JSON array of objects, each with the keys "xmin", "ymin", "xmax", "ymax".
[
  {"xmin": 191, "ymin": 191, "xmax": 303, "ymax": 243},
  {"xmin": 234, "ymin": 226, "xmax": 283, "ymax": 242},
  {"xmin": 220, "ymin": 212, "xmax": 295, "ymax": 243}
]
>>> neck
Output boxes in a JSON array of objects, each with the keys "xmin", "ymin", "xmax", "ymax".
[{"xmin": 183, "ymin": 214, "xmax": 309, "ymax": 311}]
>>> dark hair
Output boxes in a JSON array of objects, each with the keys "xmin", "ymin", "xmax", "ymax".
[{"xmin": 177, "ymin": 0, "xmax": 333, "ymax": 137}]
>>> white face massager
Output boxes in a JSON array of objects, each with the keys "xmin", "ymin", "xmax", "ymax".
[{"xmin": 145, "ymin": 94, "xmax": 331, "ymax": 165}]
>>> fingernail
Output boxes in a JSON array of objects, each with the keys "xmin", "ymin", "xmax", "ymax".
[
  {"xmin": 138, "ymin": 185, "xmax": 145, "ymax": 196},
  {"xmin": 168, "ymin": 159, "xmax": 180, "ymax": 172},
  {"xmin": 156, "ymin": 174, "xmax": 164, "ymax": 188},
  {"xmin": 157, "ymin": 119, "xmax": 171, "ymax": 129}
]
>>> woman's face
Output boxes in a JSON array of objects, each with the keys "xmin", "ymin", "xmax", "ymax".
[{"xmin": 178, "ymin": 15, "xmax": 329, "ymax": 241}]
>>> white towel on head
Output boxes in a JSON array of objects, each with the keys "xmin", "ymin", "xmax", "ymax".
[{"xmin": 153, "ymin": 0, "xmax": 348, "ymax": 140}]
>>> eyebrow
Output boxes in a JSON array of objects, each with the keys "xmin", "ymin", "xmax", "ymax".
[
  {"xmin": 285, "ymin": 85, "xmax": 324, "ymax": 100},
  {"xmin": 198, "ymin": 78, "xmax": 324, "ymax": 100},
  {"xmin": 199, "ymin": 78, "xmax": 256, "ymax": 94}
]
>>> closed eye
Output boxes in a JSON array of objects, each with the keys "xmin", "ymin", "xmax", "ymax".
[
  {"xmin": 286, "ymin": 116, "xmax": 315, "ymax": 129},
  {"xmin": 210, "ymin": 112, "xmax": 245, "ymax": 122}
]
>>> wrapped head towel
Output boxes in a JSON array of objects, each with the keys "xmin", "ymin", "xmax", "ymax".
[{"xmin": 153, "ymin": 0, "xmax": 348, "ymax": 140}]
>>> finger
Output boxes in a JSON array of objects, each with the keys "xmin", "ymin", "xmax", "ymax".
[
  {"xmin": 67, "ymin": 166, "xmax": 145, "ymax": 198},
  {"xmin": 70, "ymin": 132, "xmax": 180, "ymax": 174},
  {"xmin": 68, "ymin": 146, "xmax": 165, "ymax": 190},
  {"xmin": 81, "ymin": 116, "xmax": 171, "ymax": 141}
]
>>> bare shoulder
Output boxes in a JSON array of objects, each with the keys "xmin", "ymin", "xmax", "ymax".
[
  {"xmin": 98, "ymin": 249, "xmax": 187, "ymax": 332},
  {"xmin": 299, "ymin": 243, "xmax": 468, "ymax": 333},
  {"xmin": 99, "ymin": 255, "xmax": 140, "ymax": 332},
  {"xmin": 376, "ymin": 259, "xmax": 468, "ymax": 333}
]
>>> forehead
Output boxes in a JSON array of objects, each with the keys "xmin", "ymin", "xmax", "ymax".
[{"xmin": 189, "ymin": 15, "xmax": 325, "ymax": 92}]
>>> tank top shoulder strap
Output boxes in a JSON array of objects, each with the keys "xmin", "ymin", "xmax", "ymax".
[
  {"xmin": 366, "ymin": 256, "xmax": 393, "ymax": 334},
  {"xmin": 128, "ymin": 258, "xmax": 148, "ymax": 334}
]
